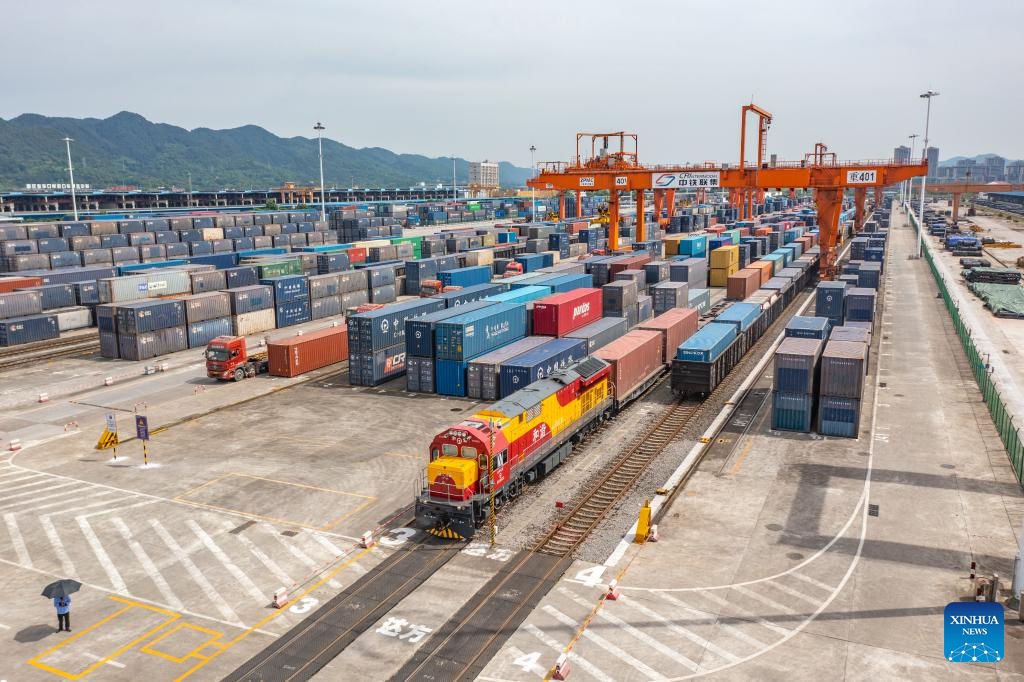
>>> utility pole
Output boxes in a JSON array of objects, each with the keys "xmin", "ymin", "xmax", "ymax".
[
  {"xmin": 187, "ymin": 171, "xmax": 193, "ymax": 207},
  {"xmin": 906, "ymin": 134, "xmax": 918, "ymax": 207},
  {"xmin": 314, "ymin": 122, "xmax": 327, "ymax": 222},
  {"xmin": 489, "ymin": 419, "xmax": 497, "ymax": 547},
  {"xmin": 530, "ymin": 145, "xmax": 537, "ymax": 223},
  {"xmin": 452, "ymin": 155, "xmax": 457, "ymax": 202},
  {"xmin": 62, "ymin": 137, "xmax": 78, "ymax": 220},
  {"xmin": 917, "ymin": 91, "xmax": 939, "ymax": 257}
]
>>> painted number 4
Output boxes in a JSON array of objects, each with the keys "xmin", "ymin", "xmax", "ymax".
[
  {"xmin": 573, "ymin": 565, "xmax": 606, "ymax": 587},
  {"xmin": 514, "ymin": 651, "xmax": 542, "ymax": 672}
]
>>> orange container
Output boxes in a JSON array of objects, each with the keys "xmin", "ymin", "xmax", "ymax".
[
  {"xmin": 637, "ymin": 308, "xmax": 699, "ymax": 364},
  {"xmin": 749, "ymin": 260, "xmax": 774, "ymax": 285},
  {"xmin": 727, "ymin": 269, "xmax": 762, "ymax": 301},
  {"xmin": 706, "ymin": 226, "xmax": 726, "ymax": 235},
  {"xmin": 267, "ymin": 325, "xmax": 349, "ymax": 377},
  {"xmin": 755, "ymin": 227, "xmax": 773, "ymax": 237},
  {"xmin": 0, "ymin": 276, "xmax": 44, "ymax": 293}
]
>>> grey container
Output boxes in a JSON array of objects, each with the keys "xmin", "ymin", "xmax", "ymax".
[
  {"xmin": 111, "ymin": 247, "xmax": 140, "ymax": 264},
  {"xmin": 190, "ymin": 270, "xmax": 227, "ymax": 293},
  {"xmin": 0, "ymin": 291, "xmax": 44, "ymax": 319},
  {"xmin": 308, "ymin": 274, "xmax": 342, "ymax": 299},
  {"xmin": 602, "ymin": 281, "xmax": 639, "ymax": 312},
  {"xmin": 819, "ymin": 340, "xmax": 868, "ymax": 398},
  {"xmin": 830, "ymin": 326, "xmax": 871, "ymax": 345},
  {"xmin": 187, "ymin": 317, "xmax": 233, "ymax": 348},
  {"xmin": 3, "ymin": 254, "xmax": 50, "ymax": 271},
  {"xmin": 27, "ymin": 224, "xmax": 60, "ymax": 239},
  {"xmin": 129, "ymin": 233, "xmax": 156, "ymax": 246},
  {"xmin": 184, "ymin": 292, "xmax": 232, "ymax": 324},
  {"xmin": 348, "ymin": 342, "xmax": 408, "ymax": 386},
  {"xmin": 35, "ymin": 238, "xmax": 70, "ymax": 254},
  {"xmin": 565, "ymin": 316, "xmax": 629, "ymax": 353},
  {"xmin": 118, "ymin": 326, "xmax": 188, "ymax": 361},
  {"xmin": 652, "ymin": 281, "xmax": 689, "ymax": 314},
  {"xmin": 310, "ymin": 296, "xmax": 344, "ymax": 319},
  {"xmin": 225, "ymin": 266, "xmax": 259, "ymax": 289},
  {"xmin": 670, "ymin": 258, "xmax": 708, "ymax": 288},
  {"xmin": 50, "ymin": 252, "xmax": 82, "ymax": 269},
  {"xmin": 228, "ymin": 285, "xmax": 275, "ymax": 314},
  {"xmin": 81, "ymin": 248, "xmax": 114, "ymax": 265},
  {"xmin": 638, "ymin": 294, "xmax": 653, "ymax": 322},
  {"xmin": 774, "ymin": 337, "xmax": 824, "ymax": 394},
  {"xmin": 341, "ymin": 290, "xmax": 371, "ymax": 310},
  {"xmin": 370, "ymin": 285, "xmax": 397, "ymax": 303},
  {"xmin": 644, "ymin": 260, "xmax": 671, "ymax": 286},
  {"xmin": 367, "ymin": 266, "xmax": 398, "ymax": 287},
  {"xmin": 19, "ymin": 284, "xmax": 75, "ymax": 310},
  {"xmin": 844, "ymin": 287, "xmax": 876, "ymax": 322},
  {"xmin": 99, "ymin": 331, "xmax": 119, "ymax": 358},
  {"xmin": 466, "ymin": 336, "xmax": 550, "ymax": 400},
  {"xmin": 100, "ymin": 234, "xmax": 129, "ymax": 248},
  {"xmin": 1, "ymin": 240, "xmax": 39, "ymax": 256},
  {"xmin": 70, "ymin": 235, "xmax": 102, "ymax": 251},
  {"xmin": 115, "ymin": 299, "xmax": 186, "ymax": 334},
  {"xmin": 74, "ymin": 281, "xmax": 99, "ymax": 305},
  {"xmin": 339, "ymin": 270, "xmax": 369, "ymax": 293},
  {"xmin": 614, "ymin": 268, "xmax": 647, "ymax": 290}
]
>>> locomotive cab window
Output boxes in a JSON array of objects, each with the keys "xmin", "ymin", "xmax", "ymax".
[
  {"xmin": 442, "ymin": 444, "xmax": 458, "ymax": 457},
  {"xmin": 430, "ymin": 448, "xmax": 440, "ymax": 461},
  {"xmin": 462, "ymin": 446, "xmax": 478, "ymax": 458}
]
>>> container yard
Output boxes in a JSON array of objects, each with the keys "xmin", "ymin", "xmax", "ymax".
[{"xmin": 1, "ymin": 6, "xmax": 1022, "ymax": 676}]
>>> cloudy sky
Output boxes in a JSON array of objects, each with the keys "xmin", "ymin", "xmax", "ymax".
[{"xmin": 4, "ymin": 0, "xmax": 1021, "ymax": 166}]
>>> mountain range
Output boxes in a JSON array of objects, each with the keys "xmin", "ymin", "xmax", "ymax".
[{"xmin": 0, "ymin": 112, "xmax": 533, "ymax": 191}]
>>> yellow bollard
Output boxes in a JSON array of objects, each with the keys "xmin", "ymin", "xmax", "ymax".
[{"xmin": 635, "ymin": 499, "xmax": 651, "ymax": 544}]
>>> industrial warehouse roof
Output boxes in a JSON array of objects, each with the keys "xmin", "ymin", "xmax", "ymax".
[{"xmin": 990, "ymin": 191, "xmax": 1024, "ymax": 198}]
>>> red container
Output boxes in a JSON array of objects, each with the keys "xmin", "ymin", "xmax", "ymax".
[
  {"xmin": 707, "ymin": 226, "xmax": 726, "ymax": 235},
  {"xmin": 0, "ymin": 276, "xmax": 44, "ymax": 293},
  {"xmin": 755, "ymin": 227, "xmax": 773, "ymax": 237},
  {"xmin": 738, "ymin": 227, "xmax": 751, "ymax": 237},
  {"xmin": 594, "ymin": 329, "xmax": 663, "ymax": 401},
  {"xmin": 267, "ymin": 325, "xmax": 349, "ymax": 377},
  {"xmin": 533, "ymin": 288, "xmax": 602, "ymax": 336},
  {"xmin": 638, "ymin": 308, "xmax": 699, "ymax": 364},
  {"xmin": 344, "ymin": 247, "xmax": 367, "ymax": 264},
  {"xmin": 726, "ymin": 269, "xmax": 762, "ymax": 301},
  {"xmin": 608, "ymin": 254, "xmax": 651, "ymax": 277},
  {"xmin": 795, "ymin": 236, "xmax": 813, "ymax": 253}
]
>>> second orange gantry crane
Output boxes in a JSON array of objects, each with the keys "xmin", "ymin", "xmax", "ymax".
[{"xmin": 528, "ymin": 106, "xmax": 928, "ymax": 280}]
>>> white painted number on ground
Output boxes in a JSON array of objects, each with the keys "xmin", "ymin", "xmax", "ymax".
[
  {"xmin": 514, "ymin": 651, "xmax": 542, "ymax": 671},
  {"xmin": 573, "ymin": 565, "xmax": 606, "ymax": 587},
  {"xmin": 379, "ymin": 527, "xmax": 418, "ymax": 548},
  {"xmin": 376, "ymin": 617, "xmax": 432, "ymax": 643},
  {"xmin": 874, "ymin": 433, "xmax": 890, "ymax": 443},
  {"xmin": 289, "ymin": 597, "xmax": 319, "ymax": 614},
  {"xmin": 462, "ymin": 541, "xmax": 513, "ymax": 561}
]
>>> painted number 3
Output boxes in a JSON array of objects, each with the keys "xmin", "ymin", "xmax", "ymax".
[
  {"xmin": 379, "ymin": 528, "xmax": 418, "ymax": 547},
  {"xmin": 289, "ymin": 597, "xmax": 319, "ymax": 614}
]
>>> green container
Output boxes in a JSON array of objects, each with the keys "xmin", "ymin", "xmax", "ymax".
[{"xmin": 255, "ymin": 259, "xmax": 302, "ymax": 279}]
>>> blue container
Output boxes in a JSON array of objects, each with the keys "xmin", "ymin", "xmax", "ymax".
[
  {"xmin": 165, "ymin": 243, "xmax": 190, "ymax": 258},
  {"xmin": 434, "ymin": 302, "xmax": 528, "ymax": 361},
  {"xmin": 261, "ymin": 275, "xmax": 309, "ymax": 304},
  {"xmin": 548, "ymin": 233, "xmax": 570, "ymax": 257},
  {"xmin": 21, "ymin": 284, "xmax": 76, "ymax": 311},
  {"xmin": 406, "ymin": 300, "xmax": 497, "ymax": 358},
  {"xmin": 565, "ymin": 316, "xmax": 628, "ymax": 353},
  {"xmin": 189, "ymin": 241, "xmax": 214, "ymax": 256},
  {"xmin": 435, "ymin": 358, "xmax": 471, "ymax": 396},
  {"xmin": 498, "ymin": 337, "xmax": 588, "ymax": 397},
  {"xmin": 540, "ymin": 273, "xmax": 594, "ymax": 293},
  {"xmin": 438, "ymin": 265, "xmax": 492, "ymax": 288},
  {"xmin": 188, "ymin": 253, "xmax": 238, "ymax": 269},
  {"xmin": 771, "ymin": 248, "xmax": 793, "ymax": 267},
  {"xmin": 676, "ymin": 322, "xmax": 737, "ymax": 362},
  {"xmin": 275, "ymin": 299, "xmax": 311, "ymax": 328},
  {"xmin": 817, "ymin": 395, "xmax": 861, "ymax": 437},
  {"xmin": 485, "ymin": 285, "xmax": 551, "ymax": 306},
  {"xmin": 225, "ymin": 266, "xmax": 259, "ymax": 289},
  {"xmin": 844, "ymin": 288, "xmax": 876, "ymax": 322},
  {"xmin": 785, "ymin": 316, "xmax": 832, "ymax": 340},
  {"xmin": 100, "ymin": 234, "xmax": 130, "ymax": 248},
  {"xmin": 771, "ymin": 391, "xmax": 815, "ymax": 432},
  {"xmin": 237, "ymin": 248, "xmax": 289, "ymax": 258},
  {"xmin": 187, "ymin": 317, "xmax": 233, "ymax": 348},
  {"xmin": 115, "ymin": 299, "xmax": 186, "ymax": 334},
  {"xmin": 864, "ymin": 247, "xmax": 885, "ymax": 263},
  {"xmin": 48, "ymin": 252, "xmax": 81, "ymax": 268},
  {"xmin": 774, "ymin": 337, "xmax": 824, "ymax": 393},
  {"xmin": 514, "ymin": 253, "xmax": 547, "ymax": 273},
  {"xmin": 74, "ymin": 281, "xmax": 99, "ymax": 305},
  {"xmin": 228, "ymin": 285, "xmax": 275, "ymax": 314},
  {"xmin": 857, "ymin": 264, "xmax": 881, "ymax": 289},
  {"xmin": 678, "ymin": 235, "xmax": 708, "ymax": 258},
  {"xmin": 116, "ymin": 260, "xmax": 185, "ymax": 276},
  {"xmin": 348, "ymin": 298, "xmax": 446, "ymax": 352},
  {"xmin": 316, "ymin": 253, "xmax": 351, "ymax": 274},
  {"xmin": 36, "ymin": 238, "xmax": 70, "ymax": 254},
  {"xmin": 815, "ymin": 282, "xmax": 847, "ymax": 322},
  {"xmin": 432, "ymin": 283, "xmax": 507, "ymax": 308},
  {"xmin": 714, "ymin": 302, "xmax": 762, "ymax": 333},
  {"xmin": 0, "ymin": 314, "xmax": 60, "ymax": 346}
]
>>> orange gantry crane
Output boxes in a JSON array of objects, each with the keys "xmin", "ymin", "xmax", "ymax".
[
  {"xmin": 529, "ymin": 124, "xmax": 927, "ymax": 280},
  {"xmin": 923, "ymin": 181, "xmax": 1024, "ymax": 221}
]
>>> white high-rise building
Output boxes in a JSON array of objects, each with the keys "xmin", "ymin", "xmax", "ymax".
[{"xmin": 469, "ymin": 161, "xmax": 499, "ymax": 189}]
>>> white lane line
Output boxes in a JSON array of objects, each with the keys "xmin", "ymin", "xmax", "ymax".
[
  {"xmin": 542, "ymin": 605, "xmax": 667, "ymax": 681},
  {"xmin": 0, "ymin": 480, "xmax": 76, "ymax": 506},
  {"xmin": 263, "ymin": 524, "xmax": 342, "ymax": 590},
  {"xmin": 789, "ymin": 571, "xmax": 835, "ymax": 594},
  {"xmin": 612, "ymin": 593, "xmax": 740, "ymax": 663},
  {"xmin": 222, "ymin": 521, "xmax": 294, "ymax": 588},
  {"xmin": 0, "ymin": 622, "xmax": 10, "ymax": 629},
  {"xmin": 657, "ymin": 592, "xmax": 768, "ymax": 652},
  {"xmin": 82, "ymin": 652, "xmax": 127, "ymax": 668},
  {"xmin": 768, "ymin": 580, "xmax": 821, "ymax": 606},
  {"xmin": 523, "ymin": 624, "xmax": 616, "ymax": 682},
  {"xmin": 0, "ymin": 472, "xmax": 48, "ymax": 487},
  {"xmin": 4, "ymin": 513, "xmax": 32, "ymax": 568},
  {"xmin": 186, "ymin": 520, "xmax": 266, "ymax": 605},
  {"xmin": 110, "ymin": 518, "xmax": 184, "ymax": 612},
  {"xmin": 150, "ymin": 520, "xmax": 240, "ymax": 625},
  {"xmin": 731, "ymin": 585, "xmax": 800, "ymax": 616},
  {"xmin": 76, "ymin": 516, "xmax": 128, "ymax": 594},
  {"xmin": 18, "ymin": 490, "xmax": 115, "ymax": 514},
  {"xmin": 77, "ymin": 499, "xmax": 157, "ymax": 519},
  {"xmin": 305, "ymin": 531, "xmax": 349, "ymax": 557},
  {"xmin": 40, "ymin": 515, "xmax": 76, "ymax": 578},
  {"xmin": 559, "ymin": 588, "xmax": 699, "ymax": 672},
  {"xmin": 699, "ymin": 590, "xmax": 791, "ymax": 637}
]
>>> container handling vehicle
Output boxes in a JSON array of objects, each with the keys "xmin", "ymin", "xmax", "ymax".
[{"xmin": 205, "ymin": 335, "xmax": 268, "ymax": 381}]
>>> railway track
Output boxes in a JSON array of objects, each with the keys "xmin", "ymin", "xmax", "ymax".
[{"xmin": 0, "ymin": 333, "xmax": 100, "ymax": 371}]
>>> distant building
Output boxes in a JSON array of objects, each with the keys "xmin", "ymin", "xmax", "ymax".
[
  {"xmin": 926, "ymin": 147, "xmax": 940, "ymax": 178},
  {"xmin": 954, "ymin": 158, "xmax": 977, "ymax": 181},
  {"xmin": 894, "ymin": 145, "xmax": 911, "ymax": 163},
  {"xmin": 469, "ymin": 161, "xmax": 499, "ymax": 189},
  {"xmin": 1007, "ymin": 161, "xmax": 1024, "ymax": 184},
  {"xmin": 978, "ymin": 155, "xmax": 1006, "ymax": 182}
]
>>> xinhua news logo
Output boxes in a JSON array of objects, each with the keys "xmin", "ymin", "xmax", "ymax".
[{"xmin": 943, "ymin": 602, "xmax": 1003, "ymax": 663}]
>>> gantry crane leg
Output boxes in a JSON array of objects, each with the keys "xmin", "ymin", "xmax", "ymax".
[
  {"xmin": 635, "ymin": 189, "xmax": 646, "ymax": 243},
  {"xmin": 854, "ymin": 187, "xmax": 867, "ymax": 231},
  {"xmin": 815, "ymin": 188, "xmax": 844, "ymax": 280},
  {"xmin": 608, "ymin": 191, "xmax": 621, "ymax": 252}
]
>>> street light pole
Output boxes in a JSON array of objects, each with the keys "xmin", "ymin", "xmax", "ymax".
[
  {"xmin": 187, "ymin": 171, "xmax": 193, "ymax": 208},
  {"xmin": 314, "ymin": 122, "xmax": 327, "ymax": 222},
  {"xmin": 530, "ymin": 145, "xmax": 537, "ymax": 223},
  {"xmin": 917, "ymin": 91, "xmax": 939, "ymax": 257},
  {"xmin": 62, "ymin": 137, "xmax": 78, "ymax": 221},
  {"xmin": 452, "ymin": 155, "xmax": 456, "ymax": 202},
  {"xmin": 906, "ymin": 134, "xmax": 918, "ymax": 205}
]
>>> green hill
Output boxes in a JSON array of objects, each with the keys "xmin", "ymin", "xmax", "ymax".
[{"xmin": 0, "ymin": 112, "xmax": 532, "ymax": 191}]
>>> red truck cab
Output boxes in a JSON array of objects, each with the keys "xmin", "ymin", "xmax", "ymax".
[{"xmin": 205, "ymin": 335, "xmax": 268, "ymax": 381}]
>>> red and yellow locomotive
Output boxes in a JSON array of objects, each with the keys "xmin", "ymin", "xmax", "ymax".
[{"xmin": 415, "ymin": 357, "xmax": 614, "ymax": 538}]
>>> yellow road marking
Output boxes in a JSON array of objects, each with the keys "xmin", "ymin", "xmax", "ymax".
[
  {"xmin": 141, "ymin": 622, "xmax": 223, "ymax": 664},
  {"xmin": 28, "ymin": 596, "xmax": 179, "ymax": 680},
  {"xmin": 729, "ymin": 440, "xmax": 754, "ymax": 477}
]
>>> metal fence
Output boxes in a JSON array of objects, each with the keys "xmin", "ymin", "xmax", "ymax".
[{"xmin": 908, "ymin": 205, "xmax": 1024, "ymax": 487}]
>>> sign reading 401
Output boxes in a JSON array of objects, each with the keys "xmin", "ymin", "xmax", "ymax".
[{"xmin": 846, "ymin": 170, "xmax": 878, "ymax": 184}]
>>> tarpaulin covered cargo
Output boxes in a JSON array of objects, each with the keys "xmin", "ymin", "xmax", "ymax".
[
  {"xmin": 676, "ymin": 322, "xmax": 736, "ymax": 362},
  {"xmin": 533, "ymin": 288, "xmax": 602, "ymax": 336},
  {"xmin": 638, "ymin": 308, "xmax": 699, "ymax": 364},
  {"xmin": 594, "ymin": 329, "xmax": 663, "ymax": 401},
  {"xmin": 268, "ymin": 325, "xmax": 349, "ymax": 377},
  {"xmin": 499, "ymin": 337, "xmax": 588, "ymax": 397},
  {"xmin": 773, "ymin": 337, "xmax": 824, "ymax": 393}
]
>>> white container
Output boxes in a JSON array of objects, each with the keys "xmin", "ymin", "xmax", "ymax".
[
  {"xmin": 233, "ymin": 309, "xmax": 276, "ymax": 336},
  {"xmin": 53, "ymin": 306, "xmax": 93, "ymax": 331}
]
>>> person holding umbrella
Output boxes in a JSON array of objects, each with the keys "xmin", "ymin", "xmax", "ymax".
[{"xmin": 42, "ymin": 579, "xmax": 80, "ymax": 634}]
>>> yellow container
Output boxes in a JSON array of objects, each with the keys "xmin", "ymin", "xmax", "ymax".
[
  {"xmin": 709, "ymin": 264, "xmax": 739, "ymax": 287},
  {"xmin": 662, "ymin": 234, "xmax": 686, "ymax": 256},
  {"xmin": 709, "ymin": 245, "xmax": 739, "ymax": 268}
]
